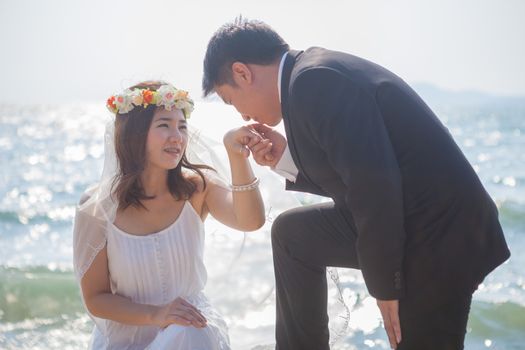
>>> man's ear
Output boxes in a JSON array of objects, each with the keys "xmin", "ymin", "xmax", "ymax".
[{"xmin": 231, "ymin": 62, "xmax": 253, "ymax": 86}]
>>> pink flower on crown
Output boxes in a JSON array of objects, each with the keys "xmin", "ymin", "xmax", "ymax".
[{"xmin": 157, "ymin": 84, "xmax": 177, "ymax": 111}]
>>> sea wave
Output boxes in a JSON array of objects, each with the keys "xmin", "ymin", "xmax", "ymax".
[
  {"xmin": 0, "ymin": 266, "xmax": 80, "ymax": 323},
  {"xmin": 0, "ymin": 209, "xmax": 75, "ymax": 226},
  {"xmin": 498, "ymin": 199, "xmax": 525, "ymax": 232},
  {"xmin": 1, "ymin": 265, "xmax": 524, "ymax": 350}
]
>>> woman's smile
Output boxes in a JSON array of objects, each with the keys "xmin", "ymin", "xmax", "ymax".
[{"xmin": 163, "ymin": 146, "xmax": 181, "ymax": 156}]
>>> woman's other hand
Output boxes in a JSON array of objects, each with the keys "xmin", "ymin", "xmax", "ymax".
[{"xmin": 151, "ymin": 297, "xmax": 207, "ymax": 329}]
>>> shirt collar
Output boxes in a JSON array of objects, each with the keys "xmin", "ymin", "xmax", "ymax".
[{"xmin": 277, "ymin": 52, "xmax": 288, "ymax": 103}]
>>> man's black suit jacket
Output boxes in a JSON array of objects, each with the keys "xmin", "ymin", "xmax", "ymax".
[{"xmin": 280, "ymin": 48, "xmax": 510, "ymax": 311}]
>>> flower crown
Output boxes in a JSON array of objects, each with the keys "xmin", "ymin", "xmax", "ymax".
[{"xmin": 106, "ymin": 84, "xmax": 194, "ymax": 119}]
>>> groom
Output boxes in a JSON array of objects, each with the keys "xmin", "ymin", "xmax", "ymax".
[{"xmin": 202, "ymin": 18, "xmax": 510, "ymax": 350}]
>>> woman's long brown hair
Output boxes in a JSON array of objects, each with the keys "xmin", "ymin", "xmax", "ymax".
[{"xmin": 111, "ymin": 81, "xmax": 213, "ymax": 211}]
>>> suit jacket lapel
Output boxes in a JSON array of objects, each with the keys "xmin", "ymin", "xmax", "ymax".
[{"xmin": 280, "ymin": 50, "xmax": 328, "ymax": 196}]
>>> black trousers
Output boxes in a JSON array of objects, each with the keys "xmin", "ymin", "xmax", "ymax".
[{"xmin": 271, "ymin": 202, "xmax": 472, "ymax": 350}]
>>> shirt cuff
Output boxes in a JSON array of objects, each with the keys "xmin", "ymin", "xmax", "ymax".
[{"xmin": 272, "ymin": 144, "xmax": 298, "ymax": 183}]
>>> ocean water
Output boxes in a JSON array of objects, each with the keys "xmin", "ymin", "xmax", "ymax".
[{"xmin": 0, "ymin": 91, "xmax": 524, "ymax": 349}]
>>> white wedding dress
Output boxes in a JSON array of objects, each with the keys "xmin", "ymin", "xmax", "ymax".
[{"xmin": 88, "ymin": 200, "xmax": 230, "ymax": 350}]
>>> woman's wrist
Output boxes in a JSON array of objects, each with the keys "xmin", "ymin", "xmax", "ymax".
[
  {"xmin": 226, "ymin": 143, "xmax": 251, "ymax": 160},
  {"xmin": 147, "ymin": 304, "xmax": 163, "ymax": 327},
  {"xmin": 224, "ymin": 126, "xmax": 262, "ymax": 157},
  {"xmin": 230, "ymin": 177, "xmax": 259, "ymax": 191},
  {"xmin": 223, "ymin": 130, "xmax": 239, "ymax": 152}
]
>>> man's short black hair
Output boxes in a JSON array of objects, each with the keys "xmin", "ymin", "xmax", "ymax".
[{"xmin": 202, "ymin": 16, "xmax": 289, "ymax": 97}]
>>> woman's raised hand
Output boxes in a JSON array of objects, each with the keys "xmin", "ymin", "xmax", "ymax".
[
  {"xmin": 151, "ymin": 297, "xmax": 207, "ymax": 329},
  {"xmin": 223, "ymin": 126, "xmax": 270, "ymax": 158}
]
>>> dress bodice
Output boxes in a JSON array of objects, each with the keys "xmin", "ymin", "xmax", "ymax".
[{"xmin": 107, "ymin": 201, "xmax": 207, "ymax": 305}]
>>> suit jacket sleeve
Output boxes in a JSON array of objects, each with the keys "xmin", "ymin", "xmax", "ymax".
[
  {"xmin": 285, "ymin": 173, "xmax": 327, "ymax": 196},
  {"xmin": 290, "ymin": 68, "xmax": 406, "ymax": 300}
]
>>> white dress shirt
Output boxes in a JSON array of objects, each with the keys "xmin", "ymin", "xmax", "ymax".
[{"xmin": 273, "ymin": 52, "xmax": 299, "ymax": 183}]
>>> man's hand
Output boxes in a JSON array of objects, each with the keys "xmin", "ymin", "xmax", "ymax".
[
  {"xmin": 376, "ymin": 299, "xmax": 402, "ymax": 349},
  {"xmin": 247, "ymin": 123, "xmax": 287, "ymax": 168}
]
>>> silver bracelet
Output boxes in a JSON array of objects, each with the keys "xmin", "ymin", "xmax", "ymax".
[{"xmin": 230, "ymin": 177, "xmax": 260, "ymax": 192}]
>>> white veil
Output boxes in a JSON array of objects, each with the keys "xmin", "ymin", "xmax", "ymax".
[{"xmin": 72, "ymin": 120, "xmax": 351, "ymax": 349}]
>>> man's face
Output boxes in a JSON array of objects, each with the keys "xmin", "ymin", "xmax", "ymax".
[{"xmin": 214, "ymin": 65, "xmax": 283, "ymax": 126}]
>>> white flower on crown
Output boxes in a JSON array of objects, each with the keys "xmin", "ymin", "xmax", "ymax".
[
  {"xmin": 130, "ymin": 89, "xmax": 144, "ymax": 106},
  {"xmin": 184, "ymin": 100, "xmax": 193, "ymax": 115},
  {"xmin": 175, "ymin": 99, "xmax": 189, "ymax": 110},
  {"xmin": 157, "ymin": 84, "xmax": 178, "ymax": 111},
  {"xmin": 114, "ymin": 90, "xmax": 134, "ymax": 114},
  {"xmin": 174, "ymin": 89, "xmax": 193, "ymax": 117},
  {"xmin": 183, "ymin": 103, "xmax": 194, "ymax": 118}
]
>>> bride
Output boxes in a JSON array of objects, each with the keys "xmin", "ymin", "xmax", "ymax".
[{"xmin": 73, "ymin": 81, "xmax": 270, "ymax": 349}]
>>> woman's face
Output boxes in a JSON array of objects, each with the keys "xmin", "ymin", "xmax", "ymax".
[{"xmin": 145, "ymin": 108, "xmax": 188, "ymax": 171}]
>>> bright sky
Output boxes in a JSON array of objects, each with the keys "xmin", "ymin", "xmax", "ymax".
[{"xmin": 1, "ymin": 0, "xmax": 524, "ymax": 104}]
